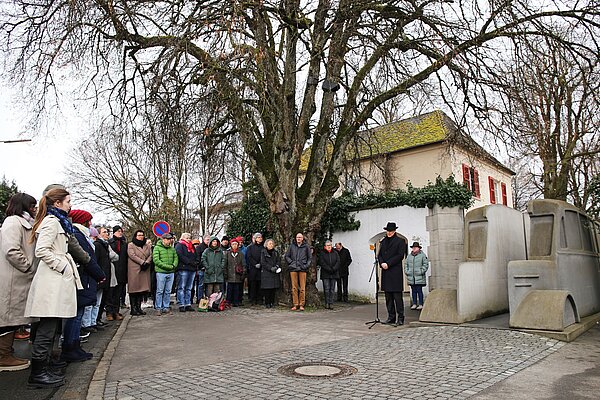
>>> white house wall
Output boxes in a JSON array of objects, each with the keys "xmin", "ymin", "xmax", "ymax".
[{"xmin": 327, "ymin": 205, "xmax": 430, "ymax": 300}]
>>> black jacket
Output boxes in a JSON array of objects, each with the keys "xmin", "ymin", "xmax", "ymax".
[
  {"xmin": 318, "ymin": 249, "xmax": 340, "ymax": 280},
  {"xmin": 377, "ymin": 234, "xmax": 407, "ymax": 292},
  {"xmin": 175, "ymin": 241, "xmax": 199, "ymax": 271},
  {"xmin": 109, "ymin": 236, "xmax": 128, "ymax": 284},
  {"xmin": 336, "ymin": 247, "xmax": 352, "ymax": 277},
  {"xmin": 245, "ymin": 242, "xmax": 263, "ymax": 281},
  {"xmin": 260, "ymin": 248, "xmax": 281, "ymax": 289},
  {"xmin": 94, "ymin": 239, "xmax": 112, "ymax": 290},
  {"xmin": 284, "ymin": 241, "xmax": 311, "ymax": 272}
]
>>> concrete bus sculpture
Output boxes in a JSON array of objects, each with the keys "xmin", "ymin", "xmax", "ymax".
[
  {"xmin": 420, "ymin": 205, "xmax": 526, "ymax": 324},
  {"xmin": 508, "ymin": 200, "xmax": 600, "ymax": 331}
]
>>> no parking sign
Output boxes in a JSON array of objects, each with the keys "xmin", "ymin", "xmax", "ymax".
[{"xmin": 152, "ymin": 220, "xmax": 171, "ymax": 238}]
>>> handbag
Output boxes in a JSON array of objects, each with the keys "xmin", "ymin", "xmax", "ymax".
[{"xmin": 197, "ymin": 297, "xmax": 209, "ymax": 312}]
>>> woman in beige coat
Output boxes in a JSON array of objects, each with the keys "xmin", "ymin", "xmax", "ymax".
[
  {"xmin": 127, "ymin": 230, "xmax": 153, "ymax": 316},
  {"xmin": 24, "ymin": 188, "xmax": 82, "ymax": 389},
  {"xmin": 0, "ymin": 193, "xmax": 37, "ymax": 372}
]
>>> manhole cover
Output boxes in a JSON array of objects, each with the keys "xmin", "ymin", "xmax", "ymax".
[{"xmin": 278, "ymin": 362, "xmax": 357, "ymax": 379}]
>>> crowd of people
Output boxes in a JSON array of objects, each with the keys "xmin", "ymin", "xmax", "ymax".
[
  {"xmin": 0, "ymin": 184, "xmax": 432, "ymax": 390},
  {"xmin": 0, "ymin": 186, "xmax": 371, "ymax": 390}
]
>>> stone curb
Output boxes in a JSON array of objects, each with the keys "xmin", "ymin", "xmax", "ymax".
[{"xmin": 86, "ymin": 314, "xmax": 132, "ymax": 400}]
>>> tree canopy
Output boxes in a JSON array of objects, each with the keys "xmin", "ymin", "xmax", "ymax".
[{"xmin": 2, "ymin": 1, "xmax": 599, "ymax": 241}]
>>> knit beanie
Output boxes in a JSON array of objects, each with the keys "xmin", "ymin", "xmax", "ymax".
[{"xmin": 69, "ymin": 209, "xmax": 93, "ymax": 225}]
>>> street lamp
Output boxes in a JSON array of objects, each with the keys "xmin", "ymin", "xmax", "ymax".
[{"xmin": 0, "ymin": 139, "xmax": 32, "ymax": 143}]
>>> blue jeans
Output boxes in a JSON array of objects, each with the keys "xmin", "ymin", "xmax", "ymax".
[
  {"xmin": 155, "ymin": 273, "xmax": 174, "ymax": 310},
  {"xmin": 322, "ymin": 278, "xmax": 337, "ymax": 305},
  {"xmin": 410, "ymin": 284, "xmax": 425, "ymax": 306},
  {"xmin": 177, "ymin": 270, "xmax": 195, "ymax": 307},
  {"xmin": 63, "ymin": 306, "xmax": 85, "ymax": 345},
  {"xmin": 82, "ymin": 290, "xmax": 103, "ymax": 327},
  {"xmin": 196, "ymin": 270, "xmax": 205, "ymax": 301}
]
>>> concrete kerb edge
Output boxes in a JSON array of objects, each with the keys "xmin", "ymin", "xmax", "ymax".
[{"xmin": 86, "ymin": 314, "xmax": 132, "ymax": 400}]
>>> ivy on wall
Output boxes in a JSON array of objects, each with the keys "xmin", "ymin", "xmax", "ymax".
[
  {"xmin": 228, "ymin": 175, "xmax": 473, "ymax": 243},
  {"xmin": 226, "ymin": 192, "xmax": 274, "ymax": 243},
  {"xmin": 319, "ymin": 175, "xmax": 473, "ymax": 240}
]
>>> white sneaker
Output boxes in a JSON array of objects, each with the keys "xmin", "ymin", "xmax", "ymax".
[
  {"xmin": 410, "ymin": 304, "xmax": 417, "ymax": 310},
  {"xmin": 416, "ymin": 305, "xmax": 423, "ymax": 310}
]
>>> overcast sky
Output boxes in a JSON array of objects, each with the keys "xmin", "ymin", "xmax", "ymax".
[{"xmin": 0, "ymin": 77, "xmax": 92, "ymax": 209}]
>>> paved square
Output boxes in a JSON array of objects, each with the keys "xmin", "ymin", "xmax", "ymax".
[{"xmin": 105, "ymin": 326, "xmax": 563, "ymax": 399}]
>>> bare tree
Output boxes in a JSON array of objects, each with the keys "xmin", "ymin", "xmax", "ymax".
[
  {"xmin": 68, "ymin": 81, "xmax": 244, "ymax": 236},
  {"xmin": 2, "ymin": 1, "xmax": 599, "ymax": 244},
  {"xmin": 480, "ymin": 35, "xmax": 600, "ymax": 214}
]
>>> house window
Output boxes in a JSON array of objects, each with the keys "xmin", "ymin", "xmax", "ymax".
[
  {"xmin": 462, "ymin": 164, "xmax": 480, "ymax": 198},
  {"xmin": 488, "ymin": 176, "xmax": 507, "ymax": 205}
]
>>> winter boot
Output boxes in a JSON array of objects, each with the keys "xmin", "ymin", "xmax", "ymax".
[
  {"xmin": 60, "ymin": 342, "xmax": 89, "ymax": 363},
  {"xmin": 0, "ymin": 331, "xmax": 30, "ymax": 372},
  {"xmin": 138, "ymin": 297, "xmax": 147, "ymax": 315},
  {"xmin": 48, "ymin": 357, "xmax": 67, "ymax": 377},
  {"xmin": 27, "ymin": 358, "xmax": 64, "ymax": 389},
  {"xmin": 74, "ymin": 341, "xmax": 93, "ymax": 360}
]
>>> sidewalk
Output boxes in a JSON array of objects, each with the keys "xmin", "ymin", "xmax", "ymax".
[{"xmin": 0, "ymin": 319, "xmax": 122, "ymax": 400}]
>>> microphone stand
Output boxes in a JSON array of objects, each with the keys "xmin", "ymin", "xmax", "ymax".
[{"xmin": 365, "ymin": 248, "xmax": 382, "ymax": 329}]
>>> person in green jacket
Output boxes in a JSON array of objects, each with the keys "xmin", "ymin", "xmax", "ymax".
[
  {"xmin": 153, "ymin": 232, "xmax": 179, "ymax": 315},
  {"xmin": 404, "ymin": 242, "xmax": 429, "ymax": 310},
  {"xmin": 202, "ymin": 237, "xmax": 225, "ymax": 295}
]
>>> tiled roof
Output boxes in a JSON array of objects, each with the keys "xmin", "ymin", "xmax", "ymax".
[
  {"xmin": 300, "ymin": 110, "xmax": 514, "ymax": 175},
  {"xmin": 349, "ymin": 110, "xmax": 451, "ymax": 158}
]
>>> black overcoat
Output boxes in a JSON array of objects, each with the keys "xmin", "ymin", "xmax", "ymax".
[
  {"xmin": 377, "ymin": 234, "xmax": 406, "ymax": 292},
  {"xmin": 260, "ymin": 248, "xmax": 281, "ymax": 289},
  {"xmin": 246, "ymin": 243, "xmax": 263, "ymax": 281},
  {"xmin": 337, "ymin": 247, "xmax": 352, "ymax": 277},
  {"xmin": 318, "ymin": 249, "xmax": 340, "ymax": 280}
]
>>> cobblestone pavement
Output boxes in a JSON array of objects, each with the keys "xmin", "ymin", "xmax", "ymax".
[{"xmin": 105, "ymin": 325, "xmax": 563, "ymax": 399}]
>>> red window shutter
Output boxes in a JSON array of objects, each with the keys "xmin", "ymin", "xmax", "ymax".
[
  {"xmin": 462, "ymin": 164, "xmax": 470, "ymax": 189},
  {"xmin": 473, "ymin": 169, "xmax": 480, "ymax": 198},
  {"xmin": 488, "ymin": 176, "xmax": 496, "ymax": 204},
  {"xmin": 501, "ymin": 182, "xmax": 507, "ymax": 206}
]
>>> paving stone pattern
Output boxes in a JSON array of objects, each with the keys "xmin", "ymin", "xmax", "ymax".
[{"xmin": 105, "ymin": 326, "xmax": 563, "ymax": 399}]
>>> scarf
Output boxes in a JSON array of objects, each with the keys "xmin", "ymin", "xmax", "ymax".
[
  {"xmin": 46, "ymin": 206, "xmax": 74, "ymax": 235},
  {"xmin": 180, "ymin": 239, "xmax": 195, "ymax": 253},
  {"xmin": 74, "ymin": 223, "xmax": 94, "ymax": 247},
  {"xmin": 22, "ymin": 211, "xmax": 34, "ymax": 225},
  {"xmin": 132, "ymin": 237, "xmax": 146, "ymax": 248}
]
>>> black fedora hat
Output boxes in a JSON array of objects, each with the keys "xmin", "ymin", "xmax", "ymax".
[
  {"xmin": 383, "ymin": 222, "xmax": 398, "ymax": 231},
  {"xmin": 411, "ymin": 242, "xmax": 422, "ymax": 248}
]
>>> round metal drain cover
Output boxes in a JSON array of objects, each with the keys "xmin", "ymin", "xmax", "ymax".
[{"xmin": 278, "ymin": 362, "xmax": 357, "ymax": 379}]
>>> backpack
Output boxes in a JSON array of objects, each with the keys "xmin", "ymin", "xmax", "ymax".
[{"xmin": 208, "ymin": 292, "xmax": 223, "ymax": 312}]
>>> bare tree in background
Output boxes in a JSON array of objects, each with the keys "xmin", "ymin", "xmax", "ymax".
[
  {"xmin": 480, "ymin": 35, "xmax": 600, "ymax": 215},
  {"xmin": 69, "ymin": 77, "xmax": 243, "ymax": 235}
]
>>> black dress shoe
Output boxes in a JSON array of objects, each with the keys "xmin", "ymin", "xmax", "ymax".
[{"xmin": 383, "ymin": 319, "xmax": 396, "ymax": 325}]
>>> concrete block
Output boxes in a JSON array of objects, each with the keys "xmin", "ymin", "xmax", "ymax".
[
  {"xmin": 419, "ymin": 288, "xmax": 465, "ymax": 323},
  {"xmin": 510, "ymin": 289, "xmax": 577, "ymax": 331}
]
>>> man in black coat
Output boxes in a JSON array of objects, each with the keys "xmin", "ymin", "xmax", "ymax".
[
  {"xmin": 377, "ymin": 222, "xmax": 407, "ymax": 326},
  {"xmin": 245, "ymin": 232, "xmax": 264, "ymax": 305},
  {"xmin": 335, "ymin": 242, "xmax": 352, "ymax": 302},
  {"xmin": 108, "ymin": 225, "xmax": 128, "ymax": 319}
]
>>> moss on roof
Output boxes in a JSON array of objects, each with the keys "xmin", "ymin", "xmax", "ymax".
[{"xmin": 300, "ymin": 110, "xmax": 451, "ymax": 171}]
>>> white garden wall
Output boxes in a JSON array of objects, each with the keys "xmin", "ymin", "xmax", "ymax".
[{"xmin": 325, "ymin": 205, "xmax": 430, "ymax": 301}]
